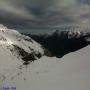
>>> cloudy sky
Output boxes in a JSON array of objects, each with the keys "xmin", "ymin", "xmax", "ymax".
[{"xmin": 0, "ymin": 0, "xmax": 90, "ymax": 30}]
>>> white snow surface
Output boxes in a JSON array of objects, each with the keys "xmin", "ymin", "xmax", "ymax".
[
  {"xmin": 0, "ymin": 25, "xmax": 90, "ymax": 90},
  {"xmin": 1, "ymin": 46, "xmax": 90, "ymax": 90}
]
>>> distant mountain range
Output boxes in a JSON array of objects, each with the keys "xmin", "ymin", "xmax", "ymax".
[{"xmin": 27, "ymin": 30, "xmax": 90, "ymax": 58}]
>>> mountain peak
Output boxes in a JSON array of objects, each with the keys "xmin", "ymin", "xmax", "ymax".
[
  {"xmin": 0, "ymin": 24, "xmax": 47, "ymax": 66},
  {"xmin": 0, "ymin": 24, "xmax": 8, "ymax": 32}
]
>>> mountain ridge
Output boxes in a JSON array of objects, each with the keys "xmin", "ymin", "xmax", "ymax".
[
  {"xmin": 0, "ymin": 24, "xmax": 47, "ymax": 66},
  {"xmin": 28, "ymin": 30, "xmax": 90, "ymax": 57}
]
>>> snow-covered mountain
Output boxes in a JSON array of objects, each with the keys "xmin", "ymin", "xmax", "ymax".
[
  {"xmin": 0, "ymin": 24, "xmax": 46, "ymax": 64},
  {"xmin": 0, "ymin": 24, "xmax": 51, "ymax": 82},
  {"xmin": 0, "ymin": 24, "xmax": 90, "ymax": 90}
]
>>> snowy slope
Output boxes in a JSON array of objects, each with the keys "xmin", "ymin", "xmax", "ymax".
[
  {"xmin": 1, "ymin": 45, "xmax": 90, "ymax": 90},
  {"xmin": 0, "ymin": 24, "xmax": 90, "ymax": 90},
  {"xmin": 0, "ymin": 24, "xmax": 46, "ymax": 82}
]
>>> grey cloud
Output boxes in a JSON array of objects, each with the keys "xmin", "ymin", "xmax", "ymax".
[
  {"xmin": 0, "ymin": 0, "xmax": 90, "ymax": 30},
  {"xmin": 78, "ymin": 0, "xmax": 90, "ymax": 5}
]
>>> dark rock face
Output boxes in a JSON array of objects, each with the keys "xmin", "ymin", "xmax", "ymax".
[
  {"xmin": 9, "ymin": 44, "xmax": 43, "ymax": 65},
  {"xmin": 27, "ymin": 30, "xmax": 90, "ymax": 58}
]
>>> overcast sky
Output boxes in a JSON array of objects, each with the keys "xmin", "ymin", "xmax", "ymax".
[{"xmin": 0, "ymin": 0, "xmax": 90, "ymax": 30}]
